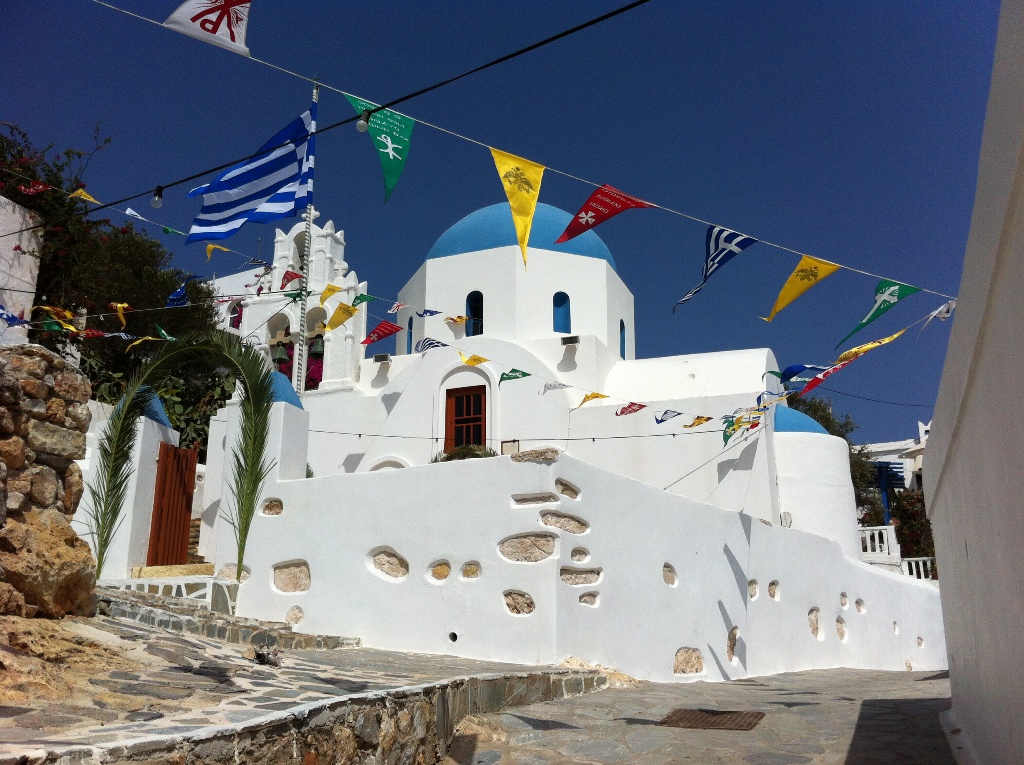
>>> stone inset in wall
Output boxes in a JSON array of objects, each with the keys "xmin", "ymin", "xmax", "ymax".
[
  {"xmin": 663, "ymin": 563, "xmax": 677, "ymax": 587},
  {"xmin": 727, "ymin": 627, "xmax": 740, "ymax": 664},
  {"xmin": 836, "ymin": 617, "xmax": 847, "ymax": 643},
  {"xmin": 370, "ymin": 548, "xmax": 409, "ymax": 581},
  {"xmin": 840, "ymin": 592, "xmax": 849, "ymax": 609},
  {"xmin": 286, "ymin": 605, "xmax": 304, "ymax": 625},
  {"xmin": 540, "ymin": 511, "xmax": 589, "ymax": 535},
  {"xmin": 673, "ymin": 647, "xmax": 704, "ymax": 675},
  {"xmin": 555, "ymin": 478, "xmax": 579, "ymax": 500},
  {"xmin": 262, "ymin": 498, "xmax": 283, "ymax": 516},
  {"xmin": 430, "ymin": 560, "xmax": 451, "ymax": 581},
  {"xmin": 855, "ymin": 598, "xmax": 866, "ymax": 613},
  {"xmin": 273, "ymin": 560, "xmax": 311, "ymax": 593},
  {"xmin": 512, "ymin": 492, "xmax": 559, "ymax": 505},
  {"xmin": 578, "ymin": 591, "xmax": 599, "ymax": 607},
  {"xmin": 217, "ymin": 564, "xmax": 251, "ymax": 582},
  {"xmin": 768, "ymin": 580, "xmax": 780, "ymax": 601},
  {"xmin": 559, "ymin": 567, "xmax": 601, "ymax": 586},
  {"xmin": 748, "ymin": 579, "xmax": 758, "ymax": 600},
  {"xmin": 570, "ymin": 547, "xmax": 589, "ymax": 562},
  {"xmin": 504, "ymin": 590, "xmax": 535, "ymax": 615},
  {"xmin": 460, "ymin": 562, "xmax": 481, "ymax": 579},
  {"xmin": 498, "ymin": 533, "xmax": 556, "ymax": 563},
  {"xmin": 917, "ymin": 636, "xmax": 924, "ymax": 647},
  {"xmin": 808, "ymin": 608, "xmax": 822, "ymax": 640}
]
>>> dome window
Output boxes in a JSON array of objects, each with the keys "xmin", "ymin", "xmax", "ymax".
[
  {"xmin": 466, "ymin": 291, "xmax": 483, "ymax": 336},
  {"xmin": 553, "ymin": 292, "xmax": 571, "ymax": 334}
]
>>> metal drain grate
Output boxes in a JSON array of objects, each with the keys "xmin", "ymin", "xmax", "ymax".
[{"xmin": 659, "ymin": 708, "xmax": 765, "ymax": 731}]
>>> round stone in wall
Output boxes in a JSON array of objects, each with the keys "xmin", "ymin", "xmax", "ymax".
[
  {"xmin": 840, "ymin": 592, "xmax": 849, "ymax": 609},
  {"xmin": 560, "ymin": 567, "xmax": 601, "ymax": 585},
  {"xmin": 540, "ymin": 511, "xmax": 589, "ymax": 535},
  {"xmin": 217, "ymin": 564, "xmax": 250, "ymax": 582},
  {"xmin": 578, "ymin": 591, "xmax": 599, "ymax": 606},
  {"xmin": 674, "ymin": 647, "xmax": 704, "ymax": 674},
  {"xmin": 262, "ymin": 498, "xmax": 283, "ymax": 516},
  {"xmin": 768, "ymin": 580, "xmax": 780, "ymax": 600},
  {"xmin": 372, "ymin": 549, "xmax": 409, "ymax": 579},
  {"xmin": 571, "ymin": 547, "xmax": 589, "ymax": 562},
  {"xmin": 808, "ymin": 608, "xmax": 821, "ymax": 639},
  {"xmin": 498, "ymin": 533, "xmax": 557, "ymax": 563},
  {"xmin": 748, "ymin": 579, "xmax": 758, "ymax": 600},
  {"xmin": 663, "ymin": 563, "xmax": 677, "ymax": 586},
  {"xmin": 461, "ymin": 562, "xmax": 481, "ymax": 579},
  {"xmin": 286, "ymin": 606, "xmax": 304, "ymax": 625},
  {"xmin": 504, "ymin": 590, "xmax": 535, "ymax": 615},
  {"xmin": 273, "ymin": 561, "xmax": 310, "ymax": 593},
  {"xmin": 430, "ymin": 561, "xmax": 451, "ymax": 580},
  {"xmin": 727, "ymin": 627, "xmax": 740, "ymax": 663},
  {"xmin": 836, "ymin": 616, "xmax": 847, "ymax": 642}
]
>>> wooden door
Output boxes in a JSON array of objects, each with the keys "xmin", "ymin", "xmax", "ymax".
[
  {"xmin": 146, "ymin": 442, "xmax": 199, "ymax": 567},
  {"xmin": 444, "ymin": 386, "xmax": 487, "ymax": 452}
]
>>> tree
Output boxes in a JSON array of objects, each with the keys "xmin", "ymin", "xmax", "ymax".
[
  {"xmin": 889, "ymin": 489, "xmax": 934, "ymax": 558},
  {"xmin": 1, "ymin": 123, "xmax": 230, "ymax": 452},
  {"xmin": 788, "ymin": 395, "xmax": 886, "ymax": 525}
]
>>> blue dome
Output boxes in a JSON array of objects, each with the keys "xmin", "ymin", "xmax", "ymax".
[
  {"xmin": 774, "ymin": 406, "xmax": 829, "ymax": 435},
  {"xmin": 427, "ymin": 203, "xmax": 616, "ymax": 269}
]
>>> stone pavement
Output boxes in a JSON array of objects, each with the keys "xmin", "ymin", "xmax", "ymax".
[
  {"xmin": 0, "ymin": 614, "xmax": 554, "ymax": 751},
  {"xmin": 441, "ymin": 668, "xmax": 957, "ymax": 765}
]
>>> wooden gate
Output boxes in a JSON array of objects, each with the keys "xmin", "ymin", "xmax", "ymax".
[{"xmin": 146, "ymin": 442, "xmax": 199, "ymax": 567}]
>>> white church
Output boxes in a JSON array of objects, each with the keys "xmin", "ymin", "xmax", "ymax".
[{"xmin": 194, "ymin": 202, "xmax": 944, "ymax": 682}]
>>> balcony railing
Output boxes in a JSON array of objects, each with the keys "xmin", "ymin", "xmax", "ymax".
[
  {"xmin": 859, "ymin": 525, "xmax": 901, "ymax": 563},
  {"xmin": 901, "ymin": 557, "xmax": 938, "ymax": 580}
]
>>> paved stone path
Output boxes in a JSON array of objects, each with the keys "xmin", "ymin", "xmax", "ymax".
[
  {"xmin": 0, "ymin": 615, "xmax": 547, "ymax": 751},
  {"xmin": 441, "ymin": 669, "xmax": 956, "ymax": 765}
]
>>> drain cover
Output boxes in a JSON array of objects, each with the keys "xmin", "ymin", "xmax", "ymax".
[{"xmin": 659, "ymin": 708, "xmax": 765, "ymax": 731}]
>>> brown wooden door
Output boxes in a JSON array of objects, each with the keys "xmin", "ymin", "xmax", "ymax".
[
  {"xmin": 444, "ymin": 386, "xmax": 486, "ymax": 452},
  {"xmin": 146, "ymin": 442, "xmax": 199, "ymax": 567}
]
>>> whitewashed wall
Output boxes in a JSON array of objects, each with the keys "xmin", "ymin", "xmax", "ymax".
[
  {"xmin": 213, "ymin": 403, "xmax": 945, "ymax": 684},
  {"xmin": 0, "ymin": 196, "xmax": 42, "ymax": 346}
]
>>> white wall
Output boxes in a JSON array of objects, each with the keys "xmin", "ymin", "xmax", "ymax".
[
  {"xmin": 222, "ymin": 402, "xmax": 945, "ymax": 683},
  {"xmin": 0, "ymin": 196, "xmax": 41, "ymax": 346},
  {"xmin": 925, "ymin": 1, "xmax": 1024, "ymax": 761}
]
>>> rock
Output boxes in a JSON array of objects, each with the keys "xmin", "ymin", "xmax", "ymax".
[
  {"xmin": 5, "ymin": 491, "xmax": 25, "ymax": 515},
  {"xmin": 44, "ymin": 398, "xmax": 65, "ymax": 424},
  {"xmin": 510, "ymin": 447, "xmax": 561, "ymax": 463},
  {"xmin": 7, "ymin": 470, "xmax": 31, "ymax": 496},
  {"xmin": 0, "ymin": 436, "xmax": 27, "ymax": 469},
  {"xmin": 29, "ymin": 465, "xmax": 60, "ymax": 507},
  {"xmin": 372, "ymin": 550, "xmax": 409, "ymax": 578},
  {"xmin": 51, "ymin": 370, "xmax": 91, "ymax": 403},
  {"xmin": 504, "ymin": 591, "xmax": 535, "ymax": 614},
  {"xmin": 0, "ymin": 507, "xmax": 96, "ymax": 618},
  {"xmin": 65, "ymin": 402, "xmax": 91, "ymax": 433},
  {"xmin": 26, "ymin": 420, "xmax": 86, "ymax": 460},
  {"xmin": 63, "ymin": 463, "xmax": 84, "ymax": 516},
  {"xmin": 19, "ymin": 378, "xmax": 49, "ymax": 400},
  {"xmin": 0, "ymin": 582, "xmax": 27, "ymax": 616},
  {"xmin": 0, "ymin": 344, "xmax": 64, "ymax": 373},
  {"xmin": 19, "ymin": 398, "xmax": 46, "ymax": 421},
  {"xmin": 1, "ymin": 355, "xmax": 45, "ymax": 381},
  {"xmin": 498, "ymin": 533, "xmax": 557, "ymax": 562},
  {"xmin": 0, "ymin": 407, "xmax": 13, "ymax": 435},
  {"xmin": 33, "ymin": 452, "xmax": 71, "ymax": 474},
  {"xmin": 10, "ymin": 410, "xmax": 29, "ymax": 437},
  {"xmin": 0, "ymin": 374, "xmax": 22, "ymax": 406}
]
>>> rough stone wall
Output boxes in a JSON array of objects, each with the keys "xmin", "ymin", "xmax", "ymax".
[{"xmin": 0, "ymin": 344, "xmax": 96, "ymax": 617}]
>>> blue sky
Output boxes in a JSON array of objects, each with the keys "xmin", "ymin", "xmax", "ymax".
[{"xmin": 2, "ymin": 1, "xmax": 1000, "ymax": 443}]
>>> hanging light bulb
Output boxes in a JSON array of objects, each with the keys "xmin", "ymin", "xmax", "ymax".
[
  {"xmin": 151, "ymin": 186, "xmax": 164, "ymax": 209},
  {"xmin": 355, "ymin": 110, "xmax": 371, "ymax": 132}
]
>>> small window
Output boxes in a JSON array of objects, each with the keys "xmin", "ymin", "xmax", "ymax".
[
  {"xmin": 445, "ymin": 386, "xmax": 486, "ymax": 452},
  {"xmin": 228, "ymin": 302, "xmax": 243, "ymax": 330},
  {"xmin": 619, "ymin": 320, "xmax": 626, "ymax": 359},
  {"xmin": 553, "ymin": 292, "xmax": 571, "ymax": 333},
  {"xmin": 406, "ymin": 317, "xmax": 413, "ymax": 355},
  {"xmin": 466, "ymin": 291, "xmax": 483, "ymax": 336}
]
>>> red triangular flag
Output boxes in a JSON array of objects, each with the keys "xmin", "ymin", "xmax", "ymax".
[
  {"xmin": 280, "ymin": 270, "xmax": 303, "ymax": 289},
  {"xmin": 361, "ymin": 320, "xmax": 402, "ymax": 345},
  {"xmin": 18, "ymin": 180, "xmax": 54, "ymax": 195},
  {"xmin": 556, "ymin": 184, "xmax": 653, "ymax": 243}
]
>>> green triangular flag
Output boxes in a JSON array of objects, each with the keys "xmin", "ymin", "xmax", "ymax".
[
  {"xmin": 155, "ymin": 324, "xmax": 175, "ymax": 341},
  {"xmin": 499, "ymin": 369, "xmax": 531, "ymax": 386},
  {"xmin": 352, "ymin": 293, "xmax": 375, "ymax": 307},
  {"xmin": 345, "ymin": 95, "xmax": 415, "ymax": 202},
  {"xmin": 836, "ymin": 279, "xmax": 920, "ymax": 349},
  {"xmin": 162, "ymin": 226, "xmax": 185, "ymax": 236}
]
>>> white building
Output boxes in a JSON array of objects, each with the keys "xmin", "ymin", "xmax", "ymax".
[
  {"xmin": 0, "ymin": 195, "xmax": 42, "ymax": 346},
  {"xmin": 194, "ymin": 201, "xmax": 945, "ymax": 683},
  {"xmin": 863, "ymin": 421, "xmax": 930, "ymax": 492}
]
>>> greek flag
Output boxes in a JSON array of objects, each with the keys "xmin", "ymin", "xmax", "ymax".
[
  {"xmin": 186, "ymin": 102, "xmax": 316, "ymax": 242},
  {"xmin": 414, "ymin": 337, "xmax": 448, "ymax": 353},
  {"xmin": 674, "ymin": 226, "xmax": 757, "ymax": 310}
]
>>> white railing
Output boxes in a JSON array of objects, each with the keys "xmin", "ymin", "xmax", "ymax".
[
  {"xmin": 901, "ymin": 557, "xmax": 938, "ymax": 580},
  {"xmin": 859, "ymin": 525, "xmax": 901, "ymax": 563}
]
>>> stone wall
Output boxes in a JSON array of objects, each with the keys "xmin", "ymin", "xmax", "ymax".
[{"xmin": 0, "ymin": 344, "xmax": 96, "ymax": 617}]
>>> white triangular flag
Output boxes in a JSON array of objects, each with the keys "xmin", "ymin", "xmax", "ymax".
[{"xmin": 164, "ymin": 0, "xmax": 252, "ymax": 57}]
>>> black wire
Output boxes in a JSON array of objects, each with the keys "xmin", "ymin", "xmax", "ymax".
[
  {"xmin": 814, "ymin": 385, "xmax": 933, "ymax": 408},
  {"xmin": 0, "ymin": 0, "xmax": 651, "ymax": 240},
  {"xmin": 308, "ymin": 427, "xmax": 725, "ymax": 441}
]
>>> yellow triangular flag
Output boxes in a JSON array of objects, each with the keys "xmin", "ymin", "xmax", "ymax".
[
  {"xmin": 445, "ymin": 315, "xmax": 469, "ymax": 324},
  {"xmin": 326, "ymin": 302, "xmax": 358, "ymax": 330},
  {"xmin": 459, "ymin": 352, "xmax": 488, "ymax": 367},
  {"xmin": 836, "ymin": 329, "xmax": 906, "ymax": 364},
  {"xmin": 761, "ymin": 255, "xmax": 841, "ymax": 322},
  {"xmin": 320, "ymin": 284, "xmax": 343, "ymax": 306},
  {"xmin": 69, "ymin": 188, "xmax": 99, "ymax": 204},
  {"xmin": 126, "ymin": 336, "xmax": 159, "ymax": 351},
  {"xmin": 576, "ymin": 392, "xmax": 608, "ymax": 409},
  {"xmin": 206, "ymin": 244, "xmax": 230, "ymax": 261},
  {"xmin": 491, "ymin": 148, "xmax": 544, "ymax": 267}
]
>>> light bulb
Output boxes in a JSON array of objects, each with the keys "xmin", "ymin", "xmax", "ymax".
[
  {"xmin": 151, "ymin": 186, "xmax": 164, "ymax": 209},
  {"xmin": 356, "ymin": 110, "xmax": 371, "ymax": 132}
]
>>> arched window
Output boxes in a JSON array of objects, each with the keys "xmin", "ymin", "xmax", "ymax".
[
  {"xmin": 228, "ymin": 302, "xmax": 243, "ymax": 330},
  {"xmin": 553, "ymin": 292, "xmax": 571, "ymax": 333},
  {"xmin": 619, "ymin": 320, "xmax": 626, "ymax": 359},
  {"xmin": 466, "ymin": 291, "xmax": 483, "ymax": 336},
  {"xmin": 406, "ymin": 317, "xmax": 413, "ymax": 355}
]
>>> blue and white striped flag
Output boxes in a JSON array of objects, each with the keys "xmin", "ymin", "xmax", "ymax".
[
  {"xmin": 673, "ymin": 226, "xmax": 757, "ymax": 311},
  {"xmin": 414, "ymin": 337, "xmax": 448, "ymax": 353},
  {"xmin": 186, "ymin": 102, "xmax": 316, "ymax": 243}
]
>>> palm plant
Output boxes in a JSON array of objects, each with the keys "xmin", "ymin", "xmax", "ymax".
[{"xmin": 84, "ymin": 332, "xmax": 275, "ymax": 580}]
